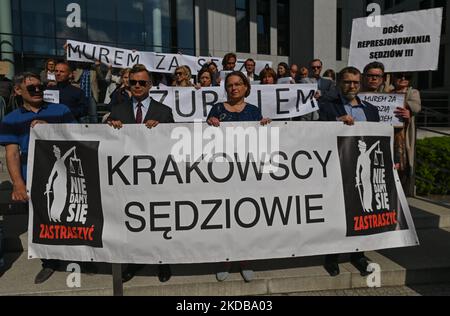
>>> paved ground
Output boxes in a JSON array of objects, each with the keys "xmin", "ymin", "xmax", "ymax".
[
  {"xmin": 1, "ymin": 146, "xmax": 450, "ymax": 296},
  {"xmin": 285, "ymin": 283, "xmax": 450, "ymax": 296}
]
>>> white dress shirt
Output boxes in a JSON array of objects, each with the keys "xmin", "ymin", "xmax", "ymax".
[{"xmin": 132, "ymin": 96, "xmax": 151, "ymax": 122}]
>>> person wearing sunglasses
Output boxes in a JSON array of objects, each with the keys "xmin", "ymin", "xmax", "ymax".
[
  {"xmin": 108, "ymin": 64, "xmax": 174, "ymax": 130},
  {"xmin": 107, "ymin": 64, "xmax": 174, "ymax": 283},
  {"xmin": 300, "ymin": 59, "xmax": 337, "ymax": 103},
  {"xmin": 172, "ymin": 66, "xmax": 194, "ymax": 87},
  {"xmin": 0, "ymin": 72, "xmax": 76, "ymax": 284},
  {"xmin": 388, "ymin": 72, "xmax": 421, "ymax": 195}
]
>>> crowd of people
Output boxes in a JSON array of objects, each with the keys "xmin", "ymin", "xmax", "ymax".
[{"xmin": 0, "ymin": 50, "xmax": 421, "ymax": 286}]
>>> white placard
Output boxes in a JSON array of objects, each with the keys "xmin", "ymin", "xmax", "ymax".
[
  {"xmin": 349, "ymin": 8, "xmax": 443, "ymax": 72},
  {"xmin": 43, "ymin": 90, "xmax": 60, "ymax": 104},
  {"xmin": 360, "ymin": 93, "xmax": 405, "ymax": 127},
  {"xmin": 148, "ymin": 84, "xmax": 319, "ymax": 122},
  {"xmin": 47, "ymin": 73, "xmax": 56, "ymax": 81}
]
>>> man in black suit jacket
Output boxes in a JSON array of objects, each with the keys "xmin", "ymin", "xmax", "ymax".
[
  {"xmin": 244, "ymin": 58, "xmax": 260, "ymax": 82},
  {"xmin": 319, "ymin": 66, "xmax": 380, "ymax": 278},
  {"xmin": 319, "ymin": 66, "xmax": 380, "ymax": 124},
  {"xmin": 47, "ymin": 62, "xmax": 88, "ymax": 122},
  {"xmin": 108, "ymin": 64, "xmax": 174, "ymax": 128},
  {"xmin": 107, "ymin": 64, "xmax": 174, "ymax": 283}
]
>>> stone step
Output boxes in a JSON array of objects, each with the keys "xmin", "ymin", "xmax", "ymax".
[
  {"xmin": 409, "ymin": 197, "xmax": 450, "ymax": 229},
  {"xmin": 1, "ymin": 227, "xmax": 450, "ymax": 296}
]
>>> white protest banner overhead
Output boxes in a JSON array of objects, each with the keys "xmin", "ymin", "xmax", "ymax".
[
  {"xmin": 65, "ymin": 40, "xmax": 272, "ymax": 75},
  {"xmin": 348, "ymin": 8, "xmax": 443, "ymax": 72},
  {"xmin": 148, "ymin": 84, "xmax": 319, "ymax": 122},
  {"xmin": 28, "ymin": 123, "xmax": 419, "ymax": 264},
  {"xmin": 359, "ymin": 93, "xmax": 405, "ymax": 127}
]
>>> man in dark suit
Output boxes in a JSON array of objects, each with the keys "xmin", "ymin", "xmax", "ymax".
[
  {"xmin": 319, "ymin": 66, "xmax": 380, "ymax": 124},
  {"xmin": 319, "ymin": 66, "xmax": 380, "ymax": 277},
  {"xmin": 108, "ymin": 64, "xmax": 174, "ymax": 127},
  {"xmin": 244, "ymin": 58, "xmax": 260, "ymax": 83},
  {"xmin": 107, "ymin": 64, "xmax": 174, "ymax": 283}
]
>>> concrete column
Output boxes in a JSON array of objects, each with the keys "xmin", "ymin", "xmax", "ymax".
[
  {"xmin": 207, "ymin": 1, "xmax": 236, "ymax": 57},
  {"xmin": 270, "ymin": 0, "xmax": 277, "ymax": 56},
  {"xmin": 195, "ymin": 0, "xmax": 210, "ymax": 56},
  {"xmin": 290, "ymin": 0, "xmax": 314, "ymax": 66},
  {"xmin": 313, "ymin": 0, "xmax": 337, "ymax": 71},
  {"xmin": 153, "ymin": 7, "xmax": 162, "ymax": 52},
  {"xmin": 0, "ymin": 0, "xmax": 14, "ymax": 78},
  {"xmin": 249, "ymin": 0, "xmax": 258, "ymax": 55}
]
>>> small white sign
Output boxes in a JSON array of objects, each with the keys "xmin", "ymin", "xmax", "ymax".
[
  {"xmin": 360, "ymin": 92, "xmax": 405, "ymax": 127},
  {"xmin": 44, "ymin": 90, "xmax": 60, "ymax": 104},
  {"xmin": 277, "ymin": 77, "xmax": 294, "ymax": 85},
  {"xmin": 47, "ymin": 73, "xmax": 56, "ymax": 81}
]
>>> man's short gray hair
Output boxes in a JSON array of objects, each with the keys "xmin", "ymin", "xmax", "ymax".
[{"xmin": 13, "ymin": 72, "xmax": 40, "ymax": 87}]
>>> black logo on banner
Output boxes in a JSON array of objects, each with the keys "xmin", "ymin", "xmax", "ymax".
[
  {"xmin": 337, "ymin": 137, "xmax": 408, "ymax": 237},
  {"xmin": 31, "ymin": 141, "xmax": 103, "ymax": 247}
]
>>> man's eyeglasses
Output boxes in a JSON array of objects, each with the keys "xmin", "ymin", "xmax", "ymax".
[
  {"xmin": 311, "ymin": 66, "xmax": 322, "ymax": 70},
  {"xmin": 26, "ymin": 84, "xmax": 45, "ymax": 96},
  {"xmin": 129, "ymin": 80, "xmax": 149, "ymax": 87},
  {"xmin": 342, "ymin": 80, "xmax": 360, "ymax": 86},
  {"xmin": 365, "ymin": 74, "xmax": 383, "ymax": 80}
]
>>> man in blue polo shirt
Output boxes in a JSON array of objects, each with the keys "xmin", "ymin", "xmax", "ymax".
[{"xmin": 0, "ymin": 72, "xmax": 75, "ymax": 284}]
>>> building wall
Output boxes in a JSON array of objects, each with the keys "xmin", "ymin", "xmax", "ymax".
[
  {"xmin": 1, "ymin": 0, "xmax": 447, "ymax": 89},
  {"xmin": 194, "ymin": 0, "xmax": 364, "ymax": 72},
  {"xmin": 195, "ymin": 0, "xmax": 290, "ymax": 66},
  {"xmin": 314, "ymin": 0, "xmax": 338, "ymax": 71}
]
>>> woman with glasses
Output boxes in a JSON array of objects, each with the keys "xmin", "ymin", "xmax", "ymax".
[
  {"xmin": 389, "ymin": 72, "xmax": 422, "ymax": 194},
  {"xmin": 173, "ymin": 65, "xmax": 194, "ymax": 87},
  {"xmin": 206, "ymin": 71, "xmax": 271, "ymax": 282}
]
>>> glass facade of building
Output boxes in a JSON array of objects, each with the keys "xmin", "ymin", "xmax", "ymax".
[{"xmin": 0, "ymin": 0, "xmax": 195, "ymax": 74}]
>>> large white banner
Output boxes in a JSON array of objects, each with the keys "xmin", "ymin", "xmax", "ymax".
[
  {"xmin": 66, "ymin": 40, "xmax": 272, "ymax": 75},
  {"xmin": 149, "ymin": 84, "xmax": 319, "ymax": 122},
  {"xmin": 348, "ymin": 8, "xmax": 443, "ymax": 72},
  {"xmin": 27, "ymin": 123, "xmax": 418, "ymax": 264},
  {"xmin": 360, "ymin": 93, "xmax": 405, "ymax": 127}
]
